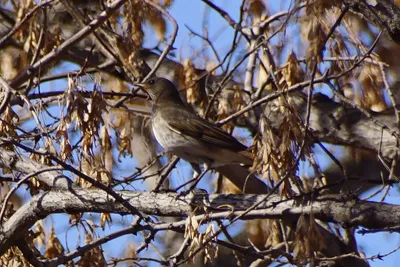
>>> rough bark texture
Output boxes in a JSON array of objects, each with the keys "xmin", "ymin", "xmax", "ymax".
[
  {"xmin": 0, "ymin": 187, "xmax": 398, "ymax": 257},
  {"xmin": 346, "ymin": 0, "xmax": 400, "ymax": 44}
]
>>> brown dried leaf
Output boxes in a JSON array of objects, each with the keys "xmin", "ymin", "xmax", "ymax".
[
  {"xmin": 203, "ymin": 223, "xmax": 218, "ymax": 263},
  {"xmin": 124, "ymin": 0, "xmax": 171, "ymax": 43},
  {"xmin": 0, "ymin": 47, "xmax": 29, "ymax": 80},
  {"xmin": 69, "ymin": 213, "xmax": 83, "ymax": 225},
  {"xmin": 184, "ymin": 213, "xmax": 218, "ymax": 264},
  {"xmin": 99, "ymin": 169, "xmax": 112, "ymax": 186},
  {"xmin": 33, "ymin": 220, "xmax": 46, "ymax": 249},
  {"xmin": 0, "ymin": 106, "xmax": 19, "ymax": 139},
  {"xmin": 183, "ymin": 60, "xmax": 200, "ymax": 105},
  {"xmin": 359, "ymin": 64, "xmax": 386, "ymax": 111},
  {"xmin": 45, "ymin": 225, "xmax": 65, "ymax": 259},
  {"xmin": 100, "ymin": 212, "xmax": 112, "ymax": 230},
  {"xmin": 329, "ymin": 37, "xmax": 350, "ymax": 74},
  {"xmin": 248, "ymin": 0, "xmax": 267, "ymax": 23},
  {"xmin": 100, "ymin": 126, "xmax": 113, "ymax": 173},
  {"xmin": 126, "ymin": 242, "xmax": 136, "ymax": 257},
  {"xmin": 77, "ymin": 232, "xmax": 106, "ymax": 267},
  {"xmin": 185, "ymin": 214, "xmax": 199, "ymax": 241},
  {"xmin": 307, "ymin": 23, "xmax": 326, "ymax": 64},
  {"xmin": 162, "ymin": 0, "xmax": 174, "ymax": 7},
  {"xmin": 148, "ymin": 9, "xmax": 166, "ymax": 41},
  {"xmin": 306, "ymin": 0, "xmax": 342, "ymax": 16},
  {"xmin": 280, "ymin": 51, "xmax": 305, "ymax": 87},
  {"xmin": 100, "ymin": 73, "xmax": 129, "ymax": 93},
  {"xmin": 293, "ymin": 215, "xmax": 327, "ymax": 266},
  {"xmin": 0, "ymin": 246, "xmax": 31, "ymax": 267}
]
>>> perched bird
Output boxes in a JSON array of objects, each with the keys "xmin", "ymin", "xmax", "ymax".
[{"xmin": 138, "ymin": 77, "xmax": 269, "ymax": 194}]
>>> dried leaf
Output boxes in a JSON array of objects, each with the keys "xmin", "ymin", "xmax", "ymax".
[
  {"xmin": 100, "ymin": 213, "xmax": 112, "ymax": 230},
  {"xmin": 248, "ymin": 0, "xmax": 267, "ymax": 22},
  {"xmin": 45, "ymin": 225, "xmax": 64, "ymax": 259},
  {"xmin": 76, "ymin": 232, "xmax": 106, "ymax": 267}
]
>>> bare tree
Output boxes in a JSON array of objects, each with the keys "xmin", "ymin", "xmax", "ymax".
[{"xmin": 0, "ymin": 0, "xmax": 400, "ymax": 266}]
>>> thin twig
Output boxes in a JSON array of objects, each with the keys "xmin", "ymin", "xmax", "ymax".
[
  {"xmin": 9, "ymin": 0, "xmax": 128, "ymax": 88},
  {"xmin": 0, "ymin": 0, "xmax": 54, "ymax": 49},
  {"xmin": 142, "ymin": 0, "xmax": 179, "ymax": 81},
  {"xmin": 153, "ymin": 156, "xmax": 179, "ymax": 192}
]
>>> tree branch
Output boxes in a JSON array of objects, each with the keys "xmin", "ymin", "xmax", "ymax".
[{"xmin": 1, "ymin": 187, "xmax": 399, "ymax": 256}]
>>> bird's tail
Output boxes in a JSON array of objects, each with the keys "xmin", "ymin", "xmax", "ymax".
[{"xmin": 215, "ymin": 165, "xmax": 269, "ymax": 194}]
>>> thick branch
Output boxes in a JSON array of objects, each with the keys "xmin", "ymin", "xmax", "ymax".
[
  {"xmin": 0, "ymin": 148, "xmax": 71, "ymax": 188},
  {"xmin": 1, "ymin": 188, "xmax": 399, "ymax": 256},
  {"xmin": 346, "ymin": 0, "xmax": 400, "ymax": 44}
]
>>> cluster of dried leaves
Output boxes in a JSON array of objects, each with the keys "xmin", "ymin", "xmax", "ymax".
[{"xmin": 0, "ymin": 0, "xmax": 400, "ymax": 266}]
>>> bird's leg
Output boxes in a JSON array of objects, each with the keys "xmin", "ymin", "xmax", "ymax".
[
  {"xmin": 190, "ymin": 163, "xmax": 202, "ymax": 178},
  {"xmin": 187, "ymin": 167, "xmax": 209, "ymax": 192},
  {"xmin": 176, "ymin": 163, "xmax": 210, "ymax": 196}
]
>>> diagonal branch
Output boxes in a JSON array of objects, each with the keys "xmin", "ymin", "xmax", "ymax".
[{"xmin": 9, "ymin": 0, "xmax": 128, "ymax": 88}]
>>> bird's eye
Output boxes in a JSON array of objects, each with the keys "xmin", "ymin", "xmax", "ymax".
[{"xmin": 148, "ymin": 79, "xmax": 155, "ymax": 85}]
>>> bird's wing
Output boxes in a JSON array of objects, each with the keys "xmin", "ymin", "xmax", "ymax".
[{"xmin": 162, "ymin": 106, "xmax": 248, "ymax": 151}]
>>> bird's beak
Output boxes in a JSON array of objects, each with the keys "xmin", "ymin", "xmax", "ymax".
[
  {"xmin": 135, "ymin": 83, "xmax": 152, "ymax": 100},
  {"xmin": 135, "ymin": 82, "xmax": 148, "ymax": 89}
]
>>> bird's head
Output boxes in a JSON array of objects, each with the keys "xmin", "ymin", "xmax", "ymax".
[{"xmin": 136, "ymin": 77, "xmax": 181, "ymax": 104}]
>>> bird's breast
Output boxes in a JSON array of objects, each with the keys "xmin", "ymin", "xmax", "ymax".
[
  {"xmin": 152, "ymin": 114, "xmax": 188, "ymax": 150},
  {"xmin": 151, "ymin": 113, "xmax": 210, "ymax": 164}
]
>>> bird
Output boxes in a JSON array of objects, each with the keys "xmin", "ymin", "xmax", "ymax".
[{"xmin": 137, "ymin": 77, "xmax": 269, "ymax": 194}]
